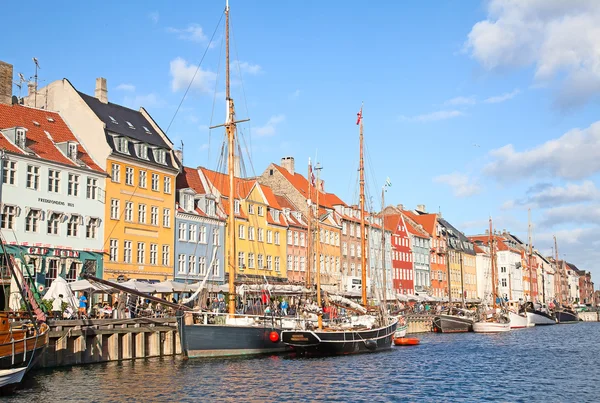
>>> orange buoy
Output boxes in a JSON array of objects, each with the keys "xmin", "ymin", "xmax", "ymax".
[
  {"xmin": 394, "ymin": 337, "xmax": 420, "ymax": 346},
  {"xmin": 269, "ymin": 331, "xmax": 279, "ymax": 343}
]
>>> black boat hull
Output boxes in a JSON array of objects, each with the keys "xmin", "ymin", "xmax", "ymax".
[
  {"xmin": 556, "ymin": 310, "xmax": 580, "ymax": 324},
  {"xmin": 432, "ymin": 315, "xmax": 473, "ymax": 333},
  {"xmin": 280, "ymin": 319, "xmax": 398, "ymax": 356},
  {"xmin": 179, "ymin": 319, "xmax": 287, "ymax": 358}
]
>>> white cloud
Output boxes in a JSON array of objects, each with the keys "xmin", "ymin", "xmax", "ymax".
[
  {"xmin": 400, "ymin": 110, "xmax": 465, "ymax": 122},
  {"xmin": 254, "ymin": 114, "xmax": 285, "ymax": 137},
  {"xmin": 464, "ymin": 0, "xmax": 600, "ymax": 109},
  {"xmin": 444, "ymin": 96, "xmax": 476, "ymax": 106},
  {"xmin": 484, "ymin": 120, "xmax": 600, "ymax": 181},
  {"xmin": 505, "ymin": 181, "xmax": 600, "ymax": 210},
  {"xmin": 233, "ymin": 61, "xmax": 262, "ymax": 75},
  {"xmin": 116, "ymin": 83, "xmax": 135, "ymax": 92},
  {"xmin": 169, "ymin": 57, "xmax": 217, "ymax": 93},
  {"xmin": 148, "ymin": 12, "xmax": 159, "ymax": 24},
  {"xmin": 539, "ymin": 203, "xmax": 600, "ymax": 228},
  {"xmin": 123, "ymin": 93, "xmax": 164, "ymax": 109},
  {"xmin": 167, "ymin": 24, "xmax": 208, "ymax": 43},
  {"xmin": 433, "ymin": 172, "xmax": 481, "ymax": 197},
  {"xmin": 483, "ymin": 88, "xmax": 521, "ymax": 103}
]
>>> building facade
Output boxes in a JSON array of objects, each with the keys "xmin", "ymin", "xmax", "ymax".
[
  {"xmin": 404, "ymin": 217, "xmax": 430, "ymax": 296},
  {"xmin": 26, "ymin": 77, "xmax": 179, "ymax": 281},
  {"xmin": 174, "ymin": 166, "xmax": 225, "ymax": 284},
  {"xmin": 0, "ymin": 102, "xmax": 106, "ymax": 291},
  {"xmin": 385, "ymin": 214, "xmax": 412, "ymax": 296},
  {"xmin": 276, "ymin": 195, "xmax": 307, "ymax": 284}
]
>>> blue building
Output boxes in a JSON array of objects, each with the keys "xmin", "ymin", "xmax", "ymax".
[{"xmin": 174, "ymin": 166, "xmax": 225, "ymax": 284}]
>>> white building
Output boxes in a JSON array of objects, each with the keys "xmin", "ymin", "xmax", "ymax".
[
  {"xmin": 474, "ymin": 243, "xmax": 492, "ymax": 302},
  {"xmin": 0, "ymin": 101, "xmax": 106, "ymax": 292}
]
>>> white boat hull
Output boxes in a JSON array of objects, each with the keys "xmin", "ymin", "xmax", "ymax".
[
  {"xmin": 526, "ymin": 311, "xmax": 556, "ymax": 326},
  {"xmin": 473, "ymin": 321, "xmax": 511, "ymax": 333},
  {"xmin": 509, "ymin": 312, "xmax": 532, "ymax": 329},
  {"xmin": 395, "ymin": 324, "xmax": 407, "ymax": 338},
  {"xmin": 0, "ymin": 367, "xmax": 26, "ymax": 389}
]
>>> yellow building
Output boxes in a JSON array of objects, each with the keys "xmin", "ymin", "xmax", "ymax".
[
  {"xmin": 199, "ymin": 168, "xmax": 288, "ymax": 281},
  {"xmin": 29, "ymin": 77, "xmax": 180, "ymax": 281}
]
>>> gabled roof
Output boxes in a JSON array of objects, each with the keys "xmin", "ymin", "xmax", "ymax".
[
  {"xmin": 271, "ymin": 163, "xmax": 346, "ymax": 208},
  {"xmin": 275, "ymin": 195, "xmax": 307, "ymax": 228},
  {"xmin": 200, "ymin": 167, "xmax": 255, "ymax": 199},
  {"xmin": 438, "ymin": 217, "xmax": 475, "ymax": 255},
  {"xmin": 403, "ymin": 216, "xmax": 430, "ymax": 239},
  {"xmin": 78, "ymin": 91, "xmax": 169, "ymax": 148},
  {"xmin": 384, "ymin": 214, "xmax": 401, "ymax": 233},
  {"xmin": 0, "ymin": 103, "xmax": 104, "ymax": 173},
  {"xmin": 468, "ymin": 235, "xmax": 510, "ymax": 252},
  {"xmin": 403, "ymin": 210, "xmax": 437, "ymax": 236},
  {"xmin": 176, "ymin": 166, "xmax": 206, "ymax": 194}
]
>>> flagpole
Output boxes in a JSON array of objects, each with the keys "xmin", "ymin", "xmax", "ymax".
[{"xmin": 306, "ymin": 158, "xmax": 312, "ymax": 287}]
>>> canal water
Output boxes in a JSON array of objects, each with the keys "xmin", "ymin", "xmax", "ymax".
[{"xmin": 7, "ymin": 323, "xmax": 600, "ymax": 402}]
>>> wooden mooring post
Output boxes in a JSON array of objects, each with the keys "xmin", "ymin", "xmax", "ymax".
[{"xmin": 36, "ymin": 317, "xmax": 181, "ymax": 369}]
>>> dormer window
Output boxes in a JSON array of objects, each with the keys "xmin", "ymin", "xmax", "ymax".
[
  {"xmin": 142, "ymin": 126, "xmax": 152, "ymax": 135},
  {"xmin": 46, "ymin": 117, "xmax": 55, "ymax": 123},
  {"xmin": 234, "ymin": 200, "xmax": 240, "ymax": 215},
  {"xmin": 109, "ymin": 116, "xmax": 118, "ymax": 125},
  {"xmin": 126, "ymin": 121, "xmax": 135, "ymax": 130},
  {"xmin": 114, "ymin": 136, "xmax": 129, "ymax": 154},
  {"xmin": 272, "ymin": 210, "xmax": 280, "ymax": 222},
  {"xmin": 15, "ymin": 129, "xmax": 26, "ymax": 149},
  {"xmin": 153, "ymin": 148, "xmax": 166, "ymax": 165},
  {"xmin": 181, "ymin": 193, "xmax": 194, "ymax": 212},
  {"xmin": 68, "ymin": 142, "xmax": 78, "ymax": 160},
  {"xmin": 136, "ymin": 143, "xmax": 148, "ymax": 160},
  {"xmin": 206, "ymin": 199, "xmax": 216, "ymax": 217}
]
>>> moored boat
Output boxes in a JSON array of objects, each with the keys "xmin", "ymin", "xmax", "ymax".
[
  {"xmin": 432, "ymin": 314, "xmax": 473, "ymax": 333},
  {"xmin": 394, "ymin": 337, "xmax": 420, "ymax": 346},
  {"xmin": 508, "ymin": 310, "xmax": 531, "ymax": 329},
  {"xmin": 472, "ymin": 320, "xmax": 511, "ymax": 333},
  {"xmin": 525, "ymin": 307, "xmax": 557, "ymax": 326},
  {"xmin": 555, "ymin": 308, "xmax": 579, "ymax": 324}
]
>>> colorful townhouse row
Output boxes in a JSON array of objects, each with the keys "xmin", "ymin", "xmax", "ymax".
[{"xmin": 0, "ymin": 60, "xmax": 595, "ymax": 305}]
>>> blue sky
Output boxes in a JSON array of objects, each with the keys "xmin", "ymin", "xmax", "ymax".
[{"xmin": 3, "ymin": 1, "xmax": 600, "ymax": 284}]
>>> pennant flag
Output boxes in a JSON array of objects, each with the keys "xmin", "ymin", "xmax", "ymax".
[
  {"xmin": 356, "ymin": 107, "xmax": 363, "ymax": 126},
  {"xmin": 309, "ymin": 157, "xmax": 316, "ymax": 187},
  {"xmin": 385, "ymin": 177, "xmax": 392, "ymax": 187}
]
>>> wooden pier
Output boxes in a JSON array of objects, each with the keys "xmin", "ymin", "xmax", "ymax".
[{"xmin": 36, "ymin": 317, "xmax": 181, "ymax": 368}]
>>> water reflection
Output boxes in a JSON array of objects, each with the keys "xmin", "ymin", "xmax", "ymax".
[{"xmin": 6, "ymin": 323, "xmax": 600, "ymax": 402}]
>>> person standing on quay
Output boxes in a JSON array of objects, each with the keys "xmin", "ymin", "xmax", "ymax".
[
  {"xmin": 78, "ymin": 292, "xmax": 88, "ymax": 319},
  {"xmin": 52, "ymin": 294, "xmax": 64, "ymax": 319}
]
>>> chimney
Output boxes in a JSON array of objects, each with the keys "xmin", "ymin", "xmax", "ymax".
[
  {"xmin": 27, "ymin": 82, "xmax": 36, "ymax": 97},
  {"xmin": 397, "ymin": 204, "xmax": 404, "ymax": 211},
  {"xmin": 0, "ymin": 61, "xmax": 12, "ymax": 105},
  {"xmin": 485, "ymin": 229, "xmax": 489, "ymax": 235},
  {"xmin": 95, "ymin": 77, "xmax": 108, "ymax": 103},
  {"xmin": 416, "ymin": 204, "xmax": 426, "ymax": 213},
  {"xmin": 281, "ymin": 156, "xmax": 295, "ymax": 175},
  {"xmin": 174, "ymin": 149, "xmax": 183, "ymax": 165}
]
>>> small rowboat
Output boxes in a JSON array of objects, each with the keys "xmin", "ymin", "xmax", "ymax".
[{"xmin": 393, "ymin": 337, "xmax": 420, "ymax": 346}]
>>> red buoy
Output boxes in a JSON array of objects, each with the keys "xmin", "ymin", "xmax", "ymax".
[
  {"xmin": 394, "ymin": 337, "xmax": 420, "ymax": 346},
  {"xmin": 269, "ymin": 331, "xmax": 279, "ymax": 343}
]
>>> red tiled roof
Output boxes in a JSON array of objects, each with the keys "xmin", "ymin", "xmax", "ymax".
[
  {"xmin": 272, "ymin": 164, "xmax": 346, "ymax": 208},
  {"xmin": 474, "ymin": 244, "xmax": 486, "ymax": 254},
  {"xmin": 259, "ymin": 184, "xmax": 282, "ymax": 210},
  {"xmin": 200, "ymin": 167, "xmax": 255, "ymax": 199},
  {"xmin": 275, "ymin": 195, "xmax": 307, "ymax": 228},
  {"xmin": 0, "ymin": 103, "xmax": 104, "ymax": 173},
  {"xmin": 384, "ymin": 214, "xmax": 401, "ymax": 232},
  {"xmin": 403, "ymin": 215, "xmax": 429, "ymax": 238},
  {"xmin": 468, "ymin": 235, "xmax": 510, "ymax": 251},
  {"xmin": 176, "ymin": 166, "xmax": 206, "ymax": 193},
  {"xmin": 403, "ymin": 210, "xmax": 437, "ymax": 236}
]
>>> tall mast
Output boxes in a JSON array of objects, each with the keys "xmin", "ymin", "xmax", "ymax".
[
  {"xmin": 459, "ymin": 252, "xmax": 465, "ymax": 307},
  {"xmin": 358, "ymin": 105, "xmax": 368, "ymax": 307},
  {"xmin": 490, "ymin": 218, "xmax": 497, "ymax": 309},
  {"xmin": 381, "ymin": 187, "xmax": 387, "ymax": 313},
  {"xmin": 208, "ymin": 1, "xmax": 249, "ymax": 315},
  {"xmin": 554, "ymin": 235, "xmax": 561, "ymax": 306},
  {"xmin": 446, "ymin": 249, "xmax": 452, "ymax": 304},
  {"xmin": 527, "ymin": 209, "xmax": 534, "ymax": 301},
  {"xmin": 315, "ymin": 162, "xmax": 322, "ymax": 329},
  {"xmin": 306, "ymin": 158, "xmax": 313, "ymax": 286}
]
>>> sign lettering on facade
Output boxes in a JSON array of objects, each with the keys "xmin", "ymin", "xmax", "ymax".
[{"xmin": 38, "ymin": 197, "xmax": 75, "ymax": 208}]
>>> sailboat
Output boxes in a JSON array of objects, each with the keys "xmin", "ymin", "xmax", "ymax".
[
  {"xmin": 432, "ymin": 248, "xmax": 474, "ymax": 333},
  {"xmin": 280, "ymin": 106, "xmax": 398, "ymax": 355},
  {"xmin": 0, "ymin": 238, "xmax": 49, "ymax": 391},
  {"xmin": 472, "ymin": 219, "xmax": 510, "ymax": 333},
  {"xmin": 177, "ymin": 1, "xmax": 289, "ymax": 358},
  {"xmin": 553, "ymin": 236, "xmax": 580, "ymax": 324}
]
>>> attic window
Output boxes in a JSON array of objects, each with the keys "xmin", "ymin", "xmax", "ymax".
[
  {"xmin": 32, "ymin": 121, "xmax": 40, "ymax": 127},
  {"xmin": 126, "ymin": 121, "xmax": 135, "ymax": 130},
  {"xmin": 46, "ymin": 117, "xmax": 55, "ymax": 122},
  {"xmin": 15, "ymin": 129, "xmax": 26, "ymax": 149},
  {"xmin": 142, "ymin": 126, "xmax": 152, "ymax": 134},
  {"xmin": 109, "ymin": 116, "xmax": 118, "ymax": 124},
  {"xmin": 68, "ymin": 143, "xmax": 78, "ymax": 160}
]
